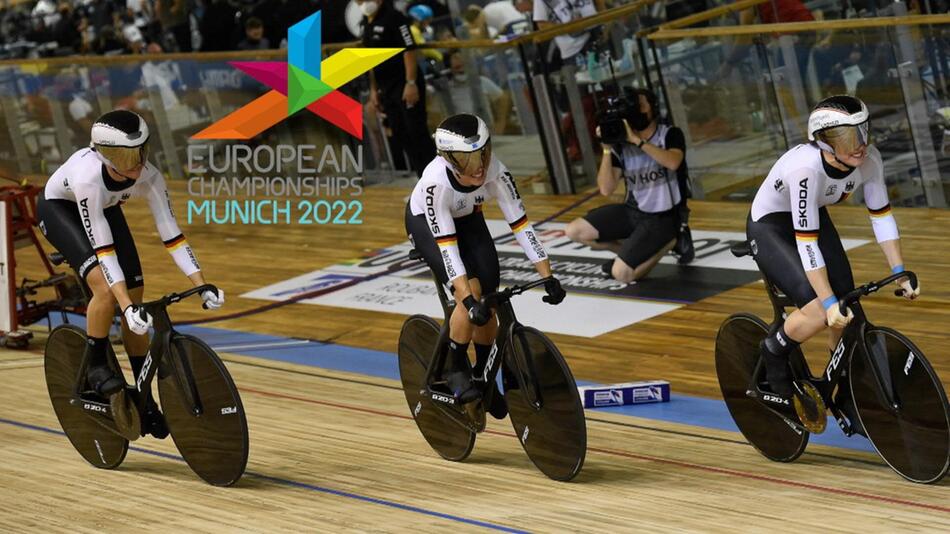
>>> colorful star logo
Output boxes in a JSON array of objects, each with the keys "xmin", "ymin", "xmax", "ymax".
[{"xmin": 192, "ymin": 11, "xmax": 401, "ymax": 140}]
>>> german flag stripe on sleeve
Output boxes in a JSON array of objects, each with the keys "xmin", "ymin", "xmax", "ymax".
[
  {"xmin": 94, "ymin": 245, "xmax": 116, "ymax": 257},
  {"xmin": 509, "ymin": 215, "xmax": 529, "ymax": 233},
  {"xmin": 868, "ymin": 204, "xmax": 892, "ymax": 218},
  {"xmin": 435, "ymin": 234, "xmax": 458, "ymax": 247},
  {"xmin": 795, "ymin": 230, "xmax": 819, "ymax": 242},
  {"xmin": 163, "ymin": 234, "xmax": 187, "ymax": 250}
]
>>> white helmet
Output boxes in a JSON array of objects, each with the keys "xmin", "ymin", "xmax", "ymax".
[
  {"xmin": 807, "ymin": 95, "xmax": 869, "ymax": 155},
  {"xmin": 90, "ymin": 109, "xmax": 150, "ymax": 172},
  {"xmin": 435, "ymin": 114, "xmax": 492, "ymax": 177}
]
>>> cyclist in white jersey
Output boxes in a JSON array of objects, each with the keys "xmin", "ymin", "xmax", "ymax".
[
  {"xmin": 406, "ymin": 114, "xmax": 565, "ymax": 415},
  {"xmin": 747, "ymin": 95, "xmax": 919, "ymax": 399},
  {"xmin": 37, "ymin": 110, "xmax": 223, "ymax": 437}
]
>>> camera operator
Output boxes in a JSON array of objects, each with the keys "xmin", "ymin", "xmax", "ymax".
[{"xmin": 566, "ymin": 88, "xmax": 694, "ymax": 283}]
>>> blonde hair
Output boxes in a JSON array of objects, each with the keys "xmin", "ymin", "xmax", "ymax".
[{"xmin": 96, "ymin": 144, "xmax": 147, "ymax": 172}]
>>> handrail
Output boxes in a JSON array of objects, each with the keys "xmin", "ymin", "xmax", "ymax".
[
  {"xmin": 651, "ymin": 13, "xmax": 950, "ymax": 40},
  {"xmin": 413, "ymin": 38, "xmax": 507, "ymax": 51},
  {"xmin": 658, "ymin": 0, "xmax": 768, "ymax": 31},
  {"xmin": 0, "ymin": 48, "xmax": 286, "ymax": 68},
  {"xmin": 0, "ymin": 40, "xmax": 372, "ymax": 68}
]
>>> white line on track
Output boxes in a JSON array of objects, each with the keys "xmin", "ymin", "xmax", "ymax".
[{"xmin": 212, "ymin": 340, "xmax": 312, "ymax": 352}]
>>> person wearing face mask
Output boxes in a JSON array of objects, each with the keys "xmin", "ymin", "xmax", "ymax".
[
  {"xmin": 405, "ymin": 114, "xmax": 565, "ymax": 415},
  {"xmin": 746, "ymin": 95, "xmax": 918, "ymax": 401},
  {"xmin": 443, "ymin": 49, "xmax": 511, "ymax": 134},
  {"xmin": 36, "ymin": 110, "xmax": 224, "ymax": 439},
  {"xmin": 566, "ymin": 87, "xmax": 694, "ymax": 283},
  {"xmin": 358, "ymin": 0, "xmax": 436, "ymax": 179}
]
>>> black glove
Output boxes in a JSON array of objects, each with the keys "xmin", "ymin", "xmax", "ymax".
[
  {"xmin": 543, "ymin": 277, "xmax": 566, "ymax": 305},
  {"xmin": 462, "ymin": 295, "xmax": 491, "ymax": 326}
]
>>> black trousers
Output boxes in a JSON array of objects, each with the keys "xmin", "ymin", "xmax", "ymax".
[{"xmin": 380, "ymin": 86, "xmax": 436, "ymax": 179}]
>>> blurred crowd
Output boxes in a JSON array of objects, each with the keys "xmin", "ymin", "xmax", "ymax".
[
  {"xmin": 0, "ymin": 0, "xmax": 944, "ymax": 60},
  {"xmin": 0, "ymin": 0, "xmax": 340, "ymax": 58}
]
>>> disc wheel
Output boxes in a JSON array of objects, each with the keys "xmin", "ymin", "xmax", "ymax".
[
  {"xmin": 158, "ymin": 334, "xmax": 249, "ymax": 486},
  {"xmin": 398, "ymin": 315, "xmax": 475, "ymax": 461},
  {"xmin": 715, "ymin": 314, "xmax": 809, "ymax": 462},
  {"xmin": 504, "ymin": 325, "xmax": 586, "ymax": 481},
  {"xmin": 850, "ymin": 327, "xmax": 950, "ymax": 483},
  {"xmin": 45, "ymin": 324, "xmax": 128, "ymax": 469}
]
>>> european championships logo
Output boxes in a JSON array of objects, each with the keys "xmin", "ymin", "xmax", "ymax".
[
  {"xmin": 185, "ymin": 10, "xmax": 397, "ymax": 226},
  {"xmin": 192, "ymin": 10, "xmax": 401, "ymax": 140}
]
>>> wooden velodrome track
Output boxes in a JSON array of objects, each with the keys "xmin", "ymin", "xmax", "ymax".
[{"xmin": 0, "ymin": 179, "xmax": 948, "ymax": 531}]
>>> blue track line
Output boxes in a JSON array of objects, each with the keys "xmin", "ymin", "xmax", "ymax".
[{"xmin": 0, "ymin": 416, "xmax": 526, "ymax": 532}]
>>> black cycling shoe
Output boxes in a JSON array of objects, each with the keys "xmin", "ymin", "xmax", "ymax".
[
  {"xmin": 87, "ymin": 365, "xmax": 125, "ymax": 397},
  {"xmin": 445, "ymin": 370, "xmax": 482, "ymax": 404},
  {"xmin": 142, "ymin": 398, "xmax": 169, "ymax": 439},
  {"xmin": 601, "ymin": 258, "xmax": 614, "ymax": 279},
  {"xmin": 761, "ymin": 347, "xmax": 795, "ymax": 399}
]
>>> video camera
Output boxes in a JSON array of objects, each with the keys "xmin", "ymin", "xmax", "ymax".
[
  {"xmin": 597, "ymin": 95, "xmax": 633, "ymax": 145},
  {"xmin": 597, "ymin": 89, "xmax": 654, "ymax": 145}
]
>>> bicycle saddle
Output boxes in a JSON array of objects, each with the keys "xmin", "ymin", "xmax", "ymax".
[{"xmin": 730, "ymin": 241, "xmax": 753, "ymax": 258}]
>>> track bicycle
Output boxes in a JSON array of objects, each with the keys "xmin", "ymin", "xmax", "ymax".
[
  {"xmin": 715, "ymin": 241, "xmax": 949, "ymax": 483},
  {"xmin": 398, "ymin": 250, "xmax": 587, "ymax": 481},
  {"xmin": 44, "ymin": 283, "xmax": 249, "ymax": 486}
]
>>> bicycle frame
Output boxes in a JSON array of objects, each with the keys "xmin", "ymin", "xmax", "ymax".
[
  {"xmin": 419, "ymin": 268, "xmax": 547, "ymax": 433},
  {"xmin": 754, "ymin": 269, "xmax": 916, "ymax": 435},
  {"xmin": 73, "ymin": 284, "xmax": 218, "ymax": 436}
]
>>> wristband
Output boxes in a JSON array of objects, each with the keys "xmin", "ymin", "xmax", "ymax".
[
  {"xmin": 602, "ymin": 148, "xmax": 612, "ymax": 156},
  {"xmin": 405, "ymin": 79, "xmax": 417, "ymax": 86},
  {"xmin": 822, "ymin": 295, "xmax": 838, "ymax": 310},
  {"xmin": 891, "ymin": 264, "xmax": 904, "ymax": 275}
]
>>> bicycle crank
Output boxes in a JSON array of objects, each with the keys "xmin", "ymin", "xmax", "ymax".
[
  {"xmin": 110, "ymin": 388, "xmax": 141, "ymax": 441},
  {"xmin": 793, "ymin": 381, "xmax": 827, "ymax": 434}
]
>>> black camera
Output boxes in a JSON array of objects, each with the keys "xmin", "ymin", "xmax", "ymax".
[{"xmin": 597, "ymin": 95, "xmax": 632, "ymax": 145}]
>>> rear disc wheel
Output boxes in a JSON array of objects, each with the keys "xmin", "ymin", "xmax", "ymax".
[
  {"xmin": 45, "ymin": 324, "xmax": 128, "ymax": 469},
  {"xmin": 715, "ymin": 314, "xmax": 809, "ymax": 462},
  {"xmin": 398, "ymin": 315, "xmax": 475, "ymax": 462}
]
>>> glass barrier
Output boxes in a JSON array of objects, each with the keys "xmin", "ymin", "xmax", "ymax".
[
  {"xmin": 649, "ymin": 32, "xmax": 789, "ymax": 201},
  {"xmin": 651, "ymin": 20, "xmax": 949, "ymax": 206},
  {"xmin": 0, "ymin": 52, "xmax": 360, "ymax": 179},
  {"xmin": 918, "ymin": 22, "xmax": 950, "ymax": 202},
  {"xmin": 0, "ymin": 11, "xmax": 946, "ymax": 210}
]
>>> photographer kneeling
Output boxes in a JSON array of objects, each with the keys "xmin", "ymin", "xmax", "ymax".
[{"xmin": 566, "ymin": 88, "xmax": 693, "ymax": 283}]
